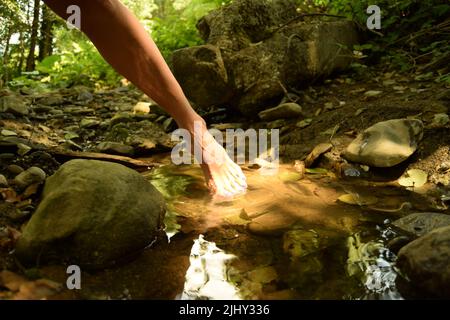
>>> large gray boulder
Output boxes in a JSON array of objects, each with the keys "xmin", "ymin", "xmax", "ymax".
[
  {"xmin": 397, "ymin": 225, "xmax": 450, "ymax": 298},
  {"xmin": 172, "ymin": 44, "xmax": 233, "ymax": 109},
  {"xmin": 196, "ymin": 0, "xmax": 298, "ymax": 51},
  {"xmin": 15, "ymin": 159, "xmax": 166, "ymax": 269},
  {"xmin": 172, "ymin": 0, "xmax": 359, "ymax": 116}
]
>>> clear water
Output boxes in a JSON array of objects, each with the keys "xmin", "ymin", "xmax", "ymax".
[{"xmin": 142, "ymin": 160, "xmax": 432, "ymax": 300}]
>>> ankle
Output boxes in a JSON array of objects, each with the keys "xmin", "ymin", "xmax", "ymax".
[{"xmin": 178, "ymin": 115, "xmax": 206, "ymax": 133}]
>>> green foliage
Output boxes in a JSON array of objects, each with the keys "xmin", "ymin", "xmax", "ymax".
[
  {"xmin": 3, "ymin": 0, "xmax": 448, "ymax": 88},
  {"xmin": 39, "ymin": 28, "xmax": 121, "ymax": 87},
  {"xmin": 3, "ymin": 0, "xmax": 231, "ymax": 89},
  {"xmin": 151, "ymin": 0, "xmax": 231, "ymax": 58},
  {"xmin": 311, "ymin": 0, "xmax": 450, "ymax": 82}
]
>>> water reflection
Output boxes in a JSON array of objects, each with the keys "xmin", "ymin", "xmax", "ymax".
[
  {"xmin": 180, "ymin": 235, "xmax": 241, "ymax": 300},
  {"xmin": 143, "ymin": 162, "xmax": 431, "ymax": 300},
  {"xmin": 346, "ymin": 233, "xmax": 402, "ymax": 300}
]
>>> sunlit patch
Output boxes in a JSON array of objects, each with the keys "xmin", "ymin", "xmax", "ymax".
[
  {"xmin": 253, "ymin": 147, "xmax": 279, "ymax": 176},
  {"xmin": 180, "ymin": 235, "xmax": 241, "ymax": 300}
]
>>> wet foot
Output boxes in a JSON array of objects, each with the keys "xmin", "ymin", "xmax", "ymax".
[{"xmin": 185, "ymin": 119, "xmax": 247, "ymax": 198}]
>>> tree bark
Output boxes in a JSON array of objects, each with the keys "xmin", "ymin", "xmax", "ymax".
[
  {"xmin": 2, "ymin": 29, "xmax": 12, "ymax": 84},
  {"xmin": 25, "ymin": 0, "xmax": 41, "ymax": 71},
  {"xmin": 17, "ymin": 31, "xmax": 26, "ymax": 73},
  {"xmin": 38, "ymin": 4, "xmax": 55, "ymax": 61}
]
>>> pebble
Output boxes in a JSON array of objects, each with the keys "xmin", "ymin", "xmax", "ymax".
[
  {"xmin": 14, "ymin": 167, "xmax": 47, "ymax": 189},
  {"xmin": 7, "ymin": 164, "xmax": 25, "ymax": 175},
  {"xmin": 364, "ymin": 90, "xmax": 382, "ymax": 97},
  {"xmin": 133, "ymin": 102, "xmax": 151, "ymax": 114},
  {"xmin": 0, "ymin": 174, "xmax": 8, "ymax": 187}
]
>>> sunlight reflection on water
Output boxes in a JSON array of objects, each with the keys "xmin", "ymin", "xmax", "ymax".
[
  {"xmin": 144, "ymin": 162, "xmax": 414, "ymax": 300},
  {"xmin": 180, "ymin": 235, "xmax": 241, "ymax": 300}
]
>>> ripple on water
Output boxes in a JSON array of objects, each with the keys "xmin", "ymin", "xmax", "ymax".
[{"xmin": 143, "ymin": 163, "xmax": 434, "ymax": 300}]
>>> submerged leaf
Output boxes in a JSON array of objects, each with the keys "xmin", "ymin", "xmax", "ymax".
[
  {"xmin": 278, "ymin": 171, "xmax": 303, "ymax": 182},
  {"xmin": 398, "ymin": 169, "xmax": 428, "ymax": 188},
  {"xmin": 338, "ymin": 193, "xmax": 378, "ymax": 206},
  {"xmin": 305, "ymin": 168, "xmax": 328, "ymax": 174}
]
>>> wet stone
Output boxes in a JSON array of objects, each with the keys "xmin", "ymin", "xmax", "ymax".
[
  {"xmin": 392, "ymin": 212, "xmax": 450, "ymax": 237},
  {"xmin": 258, "ymin": 103, "xmax": 303, "ymax": 121},
  {"xmin": 343, "ymin": 119, "xmax": 424, "ymax": 167},
  {"xmin": 14, "ymin": 167, "xmax": 46, "ymax": 189},
  {"xmin": 0, "ymin": 174, "xmax": 8, "ymax": 187}
]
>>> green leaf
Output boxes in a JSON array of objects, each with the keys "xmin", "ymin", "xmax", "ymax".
[
  {"xmin": 305, "ymin": 168, "xmax": 328, "ymax": 174},
  {"xmin": 35, "ymin": 55, "xmax": 61, "ymax": 74},
  {"xmin": 398, "ymin": 169, "xmax": 428, "ymax": 188}
]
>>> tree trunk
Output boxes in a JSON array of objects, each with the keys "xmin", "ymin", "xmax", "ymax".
[
  {"xmin": 2, "ymin": 29, "xmax": 13, "ymax": 84},
  {"xmin": 25, "ymin": 0, "xmax": 41, "ymax": 71},
  {"xmin": 17, "ymin": 31, "xmax": 26, "ymax": 73},
  {"xmin": 38, "ymin": 5, "xmax": 55, "ymax": 61}
]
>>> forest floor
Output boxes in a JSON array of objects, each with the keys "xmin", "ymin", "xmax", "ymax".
[{"xmin": 0, "ymin": 60, "xmax": 450, "ymax": 299}]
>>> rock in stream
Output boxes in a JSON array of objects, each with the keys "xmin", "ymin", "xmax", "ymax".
[{"xmin": 15, "ymin": 159, "xmax": 166, "ymax": 269}]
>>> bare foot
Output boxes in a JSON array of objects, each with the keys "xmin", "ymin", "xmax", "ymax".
[{"xmin": 184, "ymin": 119, "xmax": 247, "ymax": 198}]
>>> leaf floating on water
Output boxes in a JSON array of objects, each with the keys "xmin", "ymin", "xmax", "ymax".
[
  {"xmin": 304, "ymin": 143, "xmax": 332, "ymax": 168},
  {"xmin": 338, "ymin": 193, "xmax": 379, "ymax": 206},
  {"xmin": 223, "ymin": 211, "xmax": 251, "ymax": 226},
  {"xmin": 278, "ymin": 171, "xmax": 303, "ymax": 182},
  {"xmin": 398, "ymin": 169, "xmax": 428, "ymax": 188},
  {"xmin": 305, "ymin": 168, "xmax": 328, "ymax": 174}
]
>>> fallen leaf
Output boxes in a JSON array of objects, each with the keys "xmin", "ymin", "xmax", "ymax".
[
  {"xmin": 305, "ymin": 168, "xmax": 328, "ymax": 174},
  {"xmin": 22, "ymin": 183, "xmax": 40, "ymax": 199},
  {"xmin": 338, "ymin": 193, "xmax": 378, "ymax": 206},
  {"xmin": 296, "ymin": 118, "xmax": 312, "ymax": 128},
  {"xmin": 398, "ymin": 169, "xmax": 428, "ymax": 188},
  {"xmin": 0, "ymin": 188, "xmax": 21, "ymax": 203},
  {"xmin": 279, "ymin": 171, "xmax": 303, "ymax": 182}
]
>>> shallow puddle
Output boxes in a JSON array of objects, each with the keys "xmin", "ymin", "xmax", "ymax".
[
  {"xmin": 33, "ymin": 158, "xmax": 442, "ymax": 300},
  {"xmin": 139, "ymin": 160, "xmax": 440, "ymax": 300}
]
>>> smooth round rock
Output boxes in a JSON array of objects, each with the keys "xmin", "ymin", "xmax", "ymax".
[
  {"xmin": 15, "ymin": 159, "xmax": 166, "ymax": 269},
  {"xmin": 397, "ymin": 225, "xmax": 450, "ymax": 298},
  {"xmin": 343, "ymin": 119, "xmax": 423, "ymax": 167},
  {"xmin": 14, "ymin": 167, "xmax": 46, "ymax": 189}
]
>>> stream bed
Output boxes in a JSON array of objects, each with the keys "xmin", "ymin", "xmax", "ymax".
[
  {"xmin": 36, "ymin": 157, "xmax": 440, "ymax": 300},
  {"xmin": 138, "ymin": 158, "xmax": 438, "ymax": 300}
]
